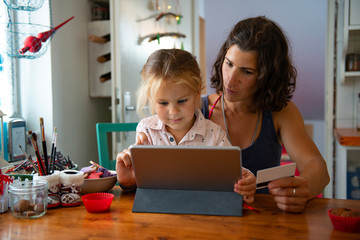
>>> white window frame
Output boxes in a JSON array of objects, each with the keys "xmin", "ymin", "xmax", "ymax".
[{"xmin": 0, "ymin": 2, "xmax": 19, "ymax": 118}]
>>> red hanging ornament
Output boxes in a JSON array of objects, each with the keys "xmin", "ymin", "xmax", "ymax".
[{"xmin": 19, "ymin": 16, "xmax": 75, "ymax": 55}]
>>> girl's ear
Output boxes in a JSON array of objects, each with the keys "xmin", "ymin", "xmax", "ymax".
[
  {"xmin": 195, "ymin": 91, "xmax": 201, "ymax": 109},
  {"xmin": 147, "ymin": 95, "xmax": 155, "ymax": 116},
  {"xmin": 196, "ymin": 91, "xmax": 201, "ymax": 99}
]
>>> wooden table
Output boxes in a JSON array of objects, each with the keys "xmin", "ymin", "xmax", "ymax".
[{"xmin": 1, "ymin": 186, "xmax": 360, "ymax": 240}]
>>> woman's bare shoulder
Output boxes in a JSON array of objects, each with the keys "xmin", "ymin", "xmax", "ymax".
[
  {"xmin": 207, "ymin": 93, "xmax": 220, "ymax": 106},
  {"xmin": 272, "ymin": 101, "xmax": 303, "ymax": 131},
  {"xmin": 274, "ymin": 101, "xmax": 302, "ymax": 118}
]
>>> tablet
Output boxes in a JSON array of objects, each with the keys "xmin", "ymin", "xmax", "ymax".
[
  {"xmin": 129, "ymin": 145, "xmax": 244, "ymax": 216},
  {"xmin": 129, "ymin": 145, "xmax": 242, "ymax": 192}
]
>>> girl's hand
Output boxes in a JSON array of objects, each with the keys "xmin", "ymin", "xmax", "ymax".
[
  {"xmin": 268, "ymin": 176, "xmax": 309, "ymax": 213},
  {"xmin": 115, "ymin": 132, "xmax": 149, "ymax": 187},
  {"xmin": 116, "ymin": 149, "xmax": 136, "ymax": 187},
  {"xmin": 234, "ymin": 168, "xmax": 256, "ymax": 203}
]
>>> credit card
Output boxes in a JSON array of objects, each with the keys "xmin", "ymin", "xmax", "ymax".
[{"xmin": 256, "ymin": 163, "xmax": 296, "ymax": 189}]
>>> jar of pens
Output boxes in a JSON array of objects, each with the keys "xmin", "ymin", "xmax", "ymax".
[
  {"xmin": 5, "ymin": 119, "xmax": 77, "ymax": 178},
  {"xmin": 30, "ymin": 118, "xmax": 84, "ymax": 208},
  {"xmin": 5, "ymin": 149, "xmax": 77, "ymax": 177},
  {"xmin": 6, "ymin": 117, "xmax": 80, "ymax": 208}
]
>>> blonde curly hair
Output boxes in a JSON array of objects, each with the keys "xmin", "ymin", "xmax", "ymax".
[{"xmin": 137, "ymin": 49, "xmax": 203, "ymax": 118}]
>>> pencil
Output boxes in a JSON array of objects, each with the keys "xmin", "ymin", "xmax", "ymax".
[{"xmin": 40, "ymin": 118, "xmax": 49, "ymax": 174}]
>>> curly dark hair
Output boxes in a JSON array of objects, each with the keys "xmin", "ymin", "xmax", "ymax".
[{"xmin": 210, "ymin": 16, "xmax": 296, "ymax": 112}]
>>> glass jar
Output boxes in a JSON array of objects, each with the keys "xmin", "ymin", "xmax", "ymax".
[
  {"xmin": 346, "ymin": 54, "xmax": 360, "ymax": 71},
  {"xmin": 9, "ymin": 180, "xmax": 48, "ymax": 219},
  {"xmin": 91, "ymin": 6, "xmax": 109, "ymax": 21}
]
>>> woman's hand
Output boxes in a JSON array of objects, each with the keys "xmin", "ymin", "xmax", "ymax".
[
  {"xmin": 268, "ymin": 176, "xmax": 309, "ymax": 213},
  {"xmin": 234, "ymin": 168, "xmax": 256, "ymax": 203},
  {"xmin": 115, "ymin": 132, "xmax": 149, "ymax": 188}
]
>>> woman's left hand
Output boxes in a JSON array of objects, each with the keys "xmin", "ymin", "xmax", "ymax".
[
  {"xmin": 234, "ymin": 168, "xmax": 256, "ymax": 203},
  {"xmin": 268, "ymin": 176, "xmax": 309, "ymax": 213}
]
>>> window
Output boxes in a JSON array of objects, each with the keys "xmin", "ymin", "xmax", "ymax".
[{"xmin": 0, "ymin": 2, "xmax": 15, "ymax": 117}]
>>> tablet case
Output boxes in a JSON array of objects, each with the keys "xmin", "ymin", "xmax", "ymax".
[
  {"xmin": 129, "ymin": 145, "xmax": 243, "ymax": 216},
  {"xmin": 132, "ymin": 188, "xmax": 243, "ymax": 216}
]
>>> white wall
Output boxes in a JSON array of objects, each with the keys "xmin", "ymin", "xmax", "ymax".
[
  {"xmin": 203, "ymin": 0, "xmax": 327, "ymax": 156},
  {"xmin": 20, "ymin": 0, "xmax": 111, "ymax": 168},
  {"xmin": 19, "ymin": 1, "xmax": 53, "ymax": 155},
  {"xmin": 51, "ymin": 0, "xmax": 111, "ymax": 168}
]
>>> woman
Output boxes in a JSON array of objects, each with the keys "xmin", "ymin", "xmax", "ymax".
[{"xmin": 201, "ymin": 16, "xmax": 329, "ymax": 213}]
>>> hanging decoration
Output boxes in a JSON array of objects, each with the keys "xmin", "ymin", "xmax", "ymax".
[
  {"xmin": 138, "ymin": 32, "xmax": 185, "ymax": 45},
  {"xmin": 1, "ymin": 22, "xmax": 49, "ymax": 59},
  {"xmin": 0, "ymin": 0, "xmax": 74, "ymax": 59},
  {"xmin": 3, "ymin": 0, "xmax": 44, "ymax": 11},
  {"xmin": 19, "ymin": 16, "xmax": 74, "ymax": 54},
  {"xmin": 136, "ymin": 11, "xmax": 182, "ymax": 24},
  {"xmin": 137, "ymin": 0, "xmax": 185, "ymax": 48},
  {"xmin": 155, "ymin": 12, "xmax": 182, "ymax": 24}
]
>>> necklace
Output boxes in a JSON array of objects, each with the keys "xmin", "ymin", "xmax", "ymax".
[{"xmin": 221, "ymin": 93, "xmax": 260, "ymax": 146}]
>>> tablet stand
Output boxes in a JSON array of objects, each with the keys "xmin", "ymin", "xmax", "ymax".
[{"xmin": 132, "ymin": 188, "xmax": 243, "ymax": 216}]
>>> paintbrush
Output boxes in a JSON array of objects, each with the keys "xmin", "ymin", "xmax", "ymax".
[
  {"xmin": 13, "ymin": 159, "xmax": 28, "ymax": 172},
  {"xmin": 29, "ymin": 131, "xmax": 46, "ymax": 176},
  {"xmin": 19, "ymin": 145, "xmax": 39, "ymax": 174},
  {"xmin": 49, "ymin": 127, "xmax": 56, "ymax": 173},
  {"xmin": 50, "ymin": 128, "xmax": 57, "ymax": 173},
  {"xmin": 40, "ymin": 118, "xmax": 49, "ymax": 174}
]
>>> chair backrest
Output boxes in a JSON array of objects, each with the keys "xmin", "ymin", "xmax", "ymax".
[{"xmin": 96, "ymin": 122, "xmax": 138, "ymax": 170}]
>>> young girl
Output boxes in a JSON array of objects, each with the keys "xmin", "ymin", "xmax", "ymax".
[{"xmin": 116, "ymin": 49, "xmax": 256, "ymax": 202}]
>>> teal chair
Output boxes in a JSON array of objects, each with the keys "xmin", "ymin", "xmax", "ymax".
[{"xmin": 96, "ymin": 122, "xmax": 138, "ymax": 170}]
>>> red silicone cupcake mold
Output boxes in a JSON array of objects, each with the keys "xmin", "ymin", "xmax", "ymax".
[
  {"xmin": 328, "ymin": 208, "xmax": 360, "ymax": 232},
  {"xmin": 81, "ymin": 192, "xmax": 114, "ymax": 213}
]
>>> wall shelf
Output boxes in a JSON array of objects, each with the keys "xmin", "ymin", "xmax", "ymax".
[
  {"xmin": 88, "ymin": 20, "xmax": 111, "ymax": 98},
  {"xmin": 345, "ymin": 71, "xmax": 360, "ymax": 78},
  {"xmin": 334, "ymin": 128, "xmax": 360, "ymax": 146},
  {"xmin": 334, "ymin": 128, "xmax": 360, "ymax": 200},
  {"xmin": 337, "ymin": 0, "xmax": 360, "ymax": 84},
  {"xmin": 349, "ymin": 26, "xmax": 360, "ymax": 30},
  {"xmin": 334, "ymin": 0, "xmax": 360, "ymax": 200}
]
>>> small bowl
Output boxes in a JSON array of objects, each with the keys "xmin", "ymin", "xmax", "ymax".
[
  {"xmin": 328, "ymin": 208, "xmax": 360, "ymax": 232},
  {"xmin": 80, "ymin": 170, "xmax": 117, "ymax": 195},
  {"xmin": 81, "ymin": 193, "xmax": 114, "ymax": 213}
]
